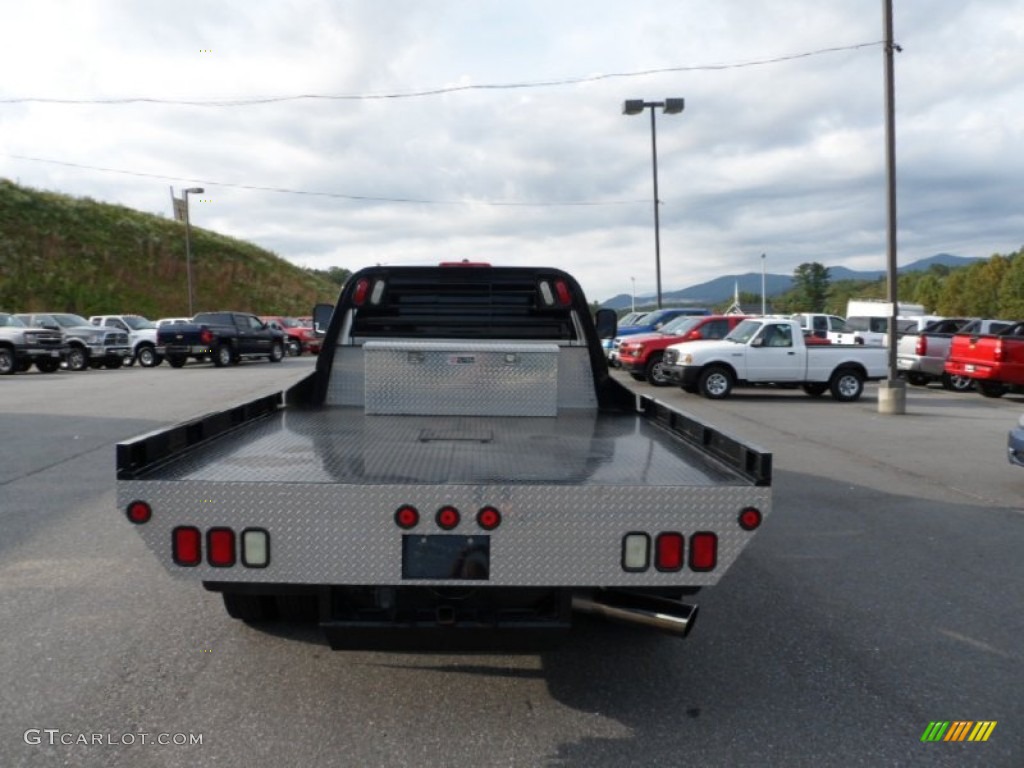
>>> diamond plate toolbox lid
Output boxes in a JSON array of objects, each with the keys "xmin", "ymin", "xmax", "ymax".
[{"xmin": 364, "ymin": 341, "xmax": 560, "ymax": 417}]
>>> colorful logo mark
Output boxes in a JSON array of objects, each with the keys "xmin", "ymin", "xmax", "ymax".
[{"xmin": 921, "ymin": 721, "xmax": 997, "ymax": 742}]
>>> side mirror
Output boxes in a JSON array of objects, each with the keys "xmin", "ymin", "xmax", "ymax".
[
  {"xmin": 594, "ymin": 309, "xmax": 618, "ymax": 339},
  {"xmin": 313, "ymin": 304, "xmax": 334, "ymax": 335}
]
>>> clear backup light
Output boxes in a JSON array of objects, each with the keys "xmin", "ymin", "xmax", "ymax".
[
  {"xmin": 539, "ymin": 281, "xmax": 555, "ymax": 306},
  {"xmin": 207, "ymin": 527, "xmax": 236, "ymax": 567},
  {"xmin": 241, "ymin": 528, "xmax": 270, "ymax": 568},
  {"xmin": 655, "ymin": 532, "xmax": 684, "ymax": 571},
  {"xmin": 172, "ymin": 526, "xmax": 202, "ymax": 567},
  {"xmin": 689, "ymin": 532, "xmax": 718, "ymax": 571},
  {"xmin": 369, "ymin": 279, "xmax": 386, "ymax": 305},
  {"xmin": 622, "ymin": 532, "xmax": 650, "ymax": 571}
]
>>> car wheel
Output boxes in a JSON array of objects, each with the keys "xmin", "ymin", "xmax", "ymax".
[
  {"xmin": 105, "ymin": 357, "xmax": 124, "ymax": 369},
  {"xmin": 0, "ymin": 347, "xmax": 15, "ymax": 375},
  {"xmin": 941, "ymin": 372, "xmax": 974, "ymax": 392},
  {"xmin": 829, "ymin": 368, "xmax": 864, "ymax": 402},
  {"xmin": 645, "ymin": 353, "xmax": 671, "ymax": 387},
  {"xmin": 222, "ymin": 592, "xmax": 278, "ymax": 623},
  {"xmin": 802, "ymin": 382, "xmax": 828, "ymax": 397},
  {"xmin": 35, "ymin": 357, "xmax": 61, "ymax": 373},
  {"xmin": 137, "ymin": 345, "xmax": 159, "ymax": 367},
  {"xmin": 213, "ymin": 344, "xmax": 233, "ymax": 367},
  {"xmin": 977, "ymin": 381, "xmax": 1007, "ymax": 398},
  {"xmin": 698, "ymin": 366, "xmax": 733, "ymax": 399},
  {"xmin": 268, "ymin": 342, "xmax": 285, "ymax": 363},
  {"xmin": 66, "ymin": 347, "xmax": 88, "ymax": 371},
  {"xmin": 167, "ymin": 354, "xmax": 187, "ymax": 368},
  {"xmin": 286, "ymin": 339, "xmax": 301, "ymax": 357}
]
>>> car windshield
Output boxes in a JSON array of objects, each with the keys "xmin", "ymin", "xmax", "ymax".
[
  {"xmin": 53, "ymin": 314, "xmax": 91, "ymax": 328},
  {"xmin": 619, "ymin": 312, "xmax": 647, "ymax": 327},
  {"xmin": 0, "ymin": 313, "xmax": 27, "ymax": 328},
  {"xmin": 724, "ymin": 320, "xmax": 763, "ymax": 344},
  {"xmin": 658, "ymin": 316, "xmax": 702, "ymax": 335},
  {"xmin": 278, "ymin": 317, "xmax": 302, "ymax": 328},
  {"xmin": 123, "ymin": 316, "xmax": 156, "ymax": 330}
]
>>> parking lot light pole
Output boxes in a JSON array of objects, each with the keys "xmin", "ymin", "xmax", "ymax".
[
  {"xmin": 183, "ymin": 187, "xmax": 204, "ymax": 316},
  {"xmin": 623, "ymin": 98, "xmax": 685, "ymax": 310}
]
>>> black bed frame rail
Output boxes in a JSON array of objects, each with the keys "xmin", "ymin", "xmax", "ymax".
[
  {"xmin": 116, "ymin": 392, "xmax": 283, "ymax": 479},
  {"xmin": 639, "ymin": 395, "xmax": 772, "ymax": 487}
]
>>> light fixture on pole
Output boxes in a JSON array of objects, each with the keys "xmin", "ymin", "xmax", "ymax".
[
  {"xmin": 630, "ymin": 276, "xmax": 636, "ymax": 313},
  {"xmin": 761, "ymin": 253, "xmax": 767, "ymax": 315},
  {"xmin": 623, "ymin": 98, "xmax": 685, "ymax": 309},
  {"xmin": 183, "ymin": 187, "xmax": 204, "ymax": 316}
]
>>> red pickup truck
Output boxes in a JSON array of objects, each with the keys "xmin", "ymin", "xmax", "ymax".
[
  {"xmin": 618, "ymin": 315, "xmax": 748, "ymax": 385},
  {"xmin": 944, "ymin": 321, "xmax": 1024, "ymax": 397}
]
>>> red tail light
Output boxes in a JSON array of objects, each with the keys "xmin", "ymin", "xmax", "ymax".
[
  {"xmin": 655, "ymin": 532, "xmax": 684, "ymax": 571},
  {"xmin": 126, "ymin": 500, "xmax": 152, "ymax": 524},
  {"xmin": 352, "ymin": 278, "xmax": 370, "ymax": 306},
  {"xmin": 436, "ymin": 506, "xmax": 460, "ymax": 530},
  {"xmin": 689, "ymin": 532, "xmax": 718, "ymax": 571},
  {"xmin": 994, "ymin": 340, "xmax": 1004, "ymax": 362},
  {"xmin": 915, "ymin": 335, "xmax": 927, "ymax": 356},
  {"xmin": 200, "ymin": 328, "xmax": 214, "ymax": 345},
  {"xmin": 172, "ymin": 526, "xmax": 202, "ymax": 567},
  {"xmin": 207, "ymin": 527, "xmax": 236, "ymax": 567}
]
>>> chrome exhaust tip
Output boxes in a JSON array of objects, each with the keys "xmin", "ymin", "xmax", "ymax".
[{"xmin": 572, "ymin": 591, "xmax": 698, "ymax": 638}]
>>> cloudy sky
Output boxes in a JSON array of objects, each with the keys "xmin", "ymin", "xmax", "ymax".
[{"xmin": 2, "ymin": 1, "xmax": 1022, "ymax": 303}]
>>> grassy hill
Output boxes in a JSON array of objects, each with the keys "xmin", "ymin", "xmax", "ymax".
[{"xmin": 0, "ymin": 179, "xmax": 340, "ymax": 318}]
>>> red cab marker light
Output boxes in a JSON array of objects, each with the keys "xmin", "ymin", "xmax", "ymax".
[
  {"xmin": 689, "ymin": 532, "xmax": 718, "ymax": 572},
  {"xmin": 352, "ymin": 278, "xmax": 370, "ymax": 306},
  {"xmin": 207, "ymin": 527, "xmax": 236, "ymax": 567},
  {"xmin": 477, "ymin": 506, "xmax": 501, "ymax": 530},
  {"xmin": 554, "ymin": 279, "xmax": 572, "ymax": 305},
  {"xmin": 172, "ymin": 526, "xmax": 202, "ymax": 567},
  {"xmin": 739, "ymin": 507, "xmax": 762, "ymax": 531},
  {"xmin": 126, "ymin": 500, "xmax": 152, "ymax": 525},
  {"xmin": 395, "ymin": 505, "xmax": 420, "ymax": 529},
  {"xmin": 655, "ymin": 532, "xmax": 684, "ymax": 572},
  {"xmin": 436, "ymin": 506, "xmax": 460, "ymax": 530}
]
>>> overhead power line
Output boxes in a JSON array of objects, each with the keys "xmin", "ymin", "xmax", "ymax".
[
  {"xmin": 3, "ymin": 153, "xmax": 646, "ymax": 207},
  {"xmin": 0, "ymin": 42, "xmax": 882, "ymax": 106}
]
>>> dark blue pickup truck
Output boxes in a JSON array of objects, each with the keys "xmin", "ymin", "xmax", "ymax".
[{"xmin": 157, "ymin": 311, "xmax": 286, "ymax": 368}]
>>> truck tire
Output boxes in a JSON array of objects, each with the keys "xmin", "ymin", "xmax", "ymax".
[
  {"xmin": 35, "ymin": 357, "xmax": 61, "ymax": 373},
  {"xmin": 213, "ymin": 343, "xmax": 234, "ymax": 368},
  {"xmin": 222, "ymin": 592, "xmax": 277, "ymax": 623},
  {"xmin": 268, "ymin": 341, "xmax": 285, "ymax": 363},
  {"xmin": 286, "ymin": 338, "xmax": 302, "ymax": 357},
  {"xmin": 977, "ymin": 381, "xmax": 1007, "ymax": 398},
  {"xmin": 645, "ymin": 353, "xmax": 671, "ymax": 387},
  {"xmin": 941, "ymin": 372, "xmax": 974, "ymax": 392},
  {"xmin": 66, "ymin": 347, "xmax": 88, "ymax": 371},
  {"xmin": 698, "ymin": 366, "xmax": 733, "ymax": 399},
  {"xmin": 829, "ymin": 368, "xmax": 864, "ymax": 402},
  {"xmin": 802, "ymin": 382, "xmax": 828, "ymax": 397},
  {"xmin": 0, "ymin": 347, "xmax": 15, "ymax": 375},
  {"xmin": 137, "ymin": 345, "xmax": 161, "ymax": 367},
  {"xmin": 167, "ymin": 354, "xmax": 187, "ymax": 368}
]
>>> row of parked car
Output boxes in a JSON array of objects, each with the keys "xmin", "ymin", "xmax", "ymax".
[{"xmin": 0, "ymin": 311, "xmax": 322, "ymax": 375}]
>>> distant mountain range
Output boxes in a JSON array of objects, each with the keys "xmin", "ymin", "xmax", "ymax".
[{"xmin": 599, "ymin": 253, "xmax": 982, "ymax": 309}]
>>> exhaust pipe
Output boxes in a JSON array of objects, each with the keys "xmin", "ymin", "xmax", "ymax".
[{"xmin": 572, "ymin": 591, "xmax": 698, "ymax": 638}]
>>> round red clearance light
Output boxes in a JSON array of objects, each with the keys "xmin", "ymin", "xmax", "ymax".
[
  {"xmin": 436, "ymin": 506, "xmax": 460, "ymax": 530},
  {"xmin": 395, "ymin": 505, "xmax": 419, "ymax": 529},
  {"xmin": 738, "ymin": 507, "xmax": 763, "ymax": 531},
  {"xmin": 477, "ymin": 506, "xmax": 501, "ymax": 531},
  {"xmin": 126, "ymin": 500, "xmax": 152, "ymax": 525}
]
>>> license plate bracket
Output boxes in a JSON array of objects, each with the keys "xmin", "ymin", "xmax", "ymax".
[{"xmin": 401, "ymin": 534, "xmax": 490, "ymax": 580}]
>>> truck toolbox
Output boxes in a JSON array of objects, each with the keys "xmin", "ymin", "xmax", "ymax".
[{"xmin": 118, "ymin": 265, "xmax": 771, "ymax": 649}]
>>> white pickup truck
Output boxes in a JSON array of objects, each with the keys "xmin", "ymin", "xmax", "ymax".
[{"xmin": 662, "ymin": 318, "xmax": 888, "ymax": 401}]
